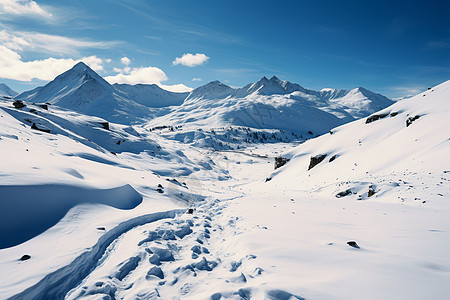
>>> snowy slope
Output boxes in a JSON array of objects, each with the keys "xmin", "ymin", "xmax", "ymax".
[
  {"xmin": 114, "ymin": 83, "xmax": 189, "ymax": 107},
  {"xmin": 15, "ymin": 63, "xmax": 155, "ymax": 124},
  {"xmin": 0, "ymin": 83, "xmax": 18, "ymax": 97},
  {"xmin": 268, "ymin": 80, "xmax": 450, "ymax": 200}
]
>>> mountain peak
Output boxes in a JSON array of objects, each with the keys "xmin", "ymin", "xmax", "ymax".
[
  {"xmin": 0, "ymin": 83, "xmax": 18, "ymax": 97},
  {"xmin": 243, "ymin": 76, "xmax": 306, "ymax": 95}
]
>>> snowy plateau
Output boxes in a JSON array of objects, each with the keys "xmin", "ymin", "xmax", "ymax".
[{"xmin": 0, "ymin": 62, "xmax": 449, "ymax": 300}]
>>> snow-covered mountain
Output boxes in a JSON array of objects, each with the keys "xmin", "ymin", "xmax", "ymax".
[
  {"xmin": 145, "ymin": 76, "xmax": 394, "ymax": 149},
  {"xmin": 114, "ymin": 83, "xmax": 189, "ymax": 107},
  {"xmin": 15, "ymin": 63, "xmax": 158, "ymax": 124},
  {"xmin": 0, "ymin": 83, "xmax": 18, "ymax": 97},
  {"xmin": 13, "ymin": 62, "xmax": 393, "ymax": 138}
]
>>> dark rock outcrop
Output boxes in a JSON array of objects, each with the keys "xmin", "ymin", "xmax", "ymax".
[
  {"xmin": 336, "ymin": 189, "xmax": 352, "ymax": 198},
  {"xmin": 406, "ymin": 115, "xmax": 420, "ymax": 127},
  {"xmin": 347, "ymin": 241, "xmax": 360, "ymax": 249},
  {"xmin": 274, "ymin": 156, "xmax": 290, "ymax": 169},
  {"xmin": 31, "ymin": 123, "xmax": 51, "ymax": 133},
  {"xmin": 13, "ymin": 100, "xmax": 26, "ymax": 109},
  {"xmin": 308, "ymin": 154, "xmax": 327, "ymax": 170},
  {"xmin": 98, "ymin": 122, "xmax": 109, "ymax": 130},
  {"xmin": 368, "ymin": 185, "xmax": 375, "ymax": 197},
  {"xmin": 365, "ymin": 113, "xmax": 389, "ymax": 124}
]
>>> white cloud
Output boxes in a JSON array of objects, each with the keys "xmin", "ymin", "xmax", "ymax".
[
  {"xmin": 172, "ymin": 53, "xmax": 209, "ymax": 67},
  {"xmin": 105, "ymin": 67, "xmax": 167, "ymax": 85},
  {"xmin": 192, "ymin": 77, "xmax": 202, "ymax": 82},
  {"xmin": 0, "ymin": 0, "xmax": 52, "ymax": 17},
  {"xmin": 0, "ymin": 45, "xmax": 104, "ymax": 81},
  {"xmin": 0, "ymin": 30, "xmax": 119, "ymax": 56},
  {"xmin": 121, "ymin": 56, "xmax": 131, "ymax": 66},
  {"xmin": 106, "ymin": 66, "xmax": 192, "ymax": 92}
]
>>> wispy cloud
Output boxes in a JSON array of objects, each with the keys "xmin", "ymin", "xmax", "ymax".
[
  {"xmin": 0, "ymin": 30, "xmax": 121, "ymax": 56},
  {"xmin": 173, "ymin": 53, "xmax": 209, "ymax": 67},
  {"xmin": 387, "ymin": 85, "xmax": 427, "ymax": 99},
  {"xmin": 0, "ymin": 45, "xmax": 104, "ymax": 81},
  {"xmin": 192, "ymin": 77, "xmax": 202, "ymax": 82},
  {"xmin": 0, "ymin": 0, "xmax": 51, "ymax": 18}
]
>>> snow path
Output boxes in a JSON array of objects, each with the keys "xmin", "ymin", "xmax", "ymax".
[{"xmin": 9, "ymin": 209, "xmax": 183, "ymax": 300}]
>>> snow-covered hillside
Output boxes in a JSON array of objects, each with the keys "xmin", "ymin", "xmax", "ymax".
[
  {"xmin": 0, "ymin": 83, "xmax": 18, "ymax": 97},
  {"xmin": 114, "ymin": 83, "xmax": 189, "ymax": 108},
  {"xmin": 2, "ymin": 61, "xmax": 448, "ymax": 299}
]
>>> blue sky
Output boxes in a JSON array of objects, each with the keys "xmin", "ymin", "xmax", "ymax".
[{"xmin": 0, "ymin": 0, "xmax": 449, "ymax": 98}]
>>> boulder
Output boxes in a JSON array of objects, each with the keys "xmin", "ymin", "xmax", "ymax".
[{"xmin": 308, "ymin": 154, "xmax": 327, "ymax": 170}]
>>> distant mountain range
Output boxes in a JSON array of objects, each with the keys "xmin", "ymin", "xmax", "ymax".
[
  {"xmin": 0, "ymin": 83, "xmax": 18, "ymax": 97},
  {"xmin": 11, "ymin": 62, "xmax": 394, "ymax": 138}
]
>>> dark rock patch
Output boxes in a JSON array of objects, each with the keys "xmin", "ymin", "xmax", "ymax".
[
  {"xmin": 368, "ymin": 185, "xmax": 376, "ymax": 197},
  {"xmin": 98, "ymin": 122, "xmax": 109, "ymax": 130},
  {"xmin": 13, "ymin": 100, "xmax": 26, "ymax": 109},
  {"xmin": 336, "ymin": 189, "xmax": 352, "ymax": 198},
  {"xmin": 347, "ymin": 241, "xmax": 360, "ymax": 249},
  {"xmin": 274, "ymin": 156, "xmax": 290, "ymax": 170},
  {"xmin": 31, "ymin": 123, "xmax": 50, "ymax": 133},
  {"xmin": 329, "ymin": 155, "xmax": 338, "ymax": 163},
  {"xmin": 366, "ymin": 113, "xmax": 389, "ymax": 124},
  {"xmin": 37, "ymin": 104, "xmax": 48, "ymax": 110},
  {"xmin": 308, "ymin": 154, "xmax": 327, "ymax": 170},
  {"xmin": 20, "ymin": 254, "xmax": 31, "ymax": 261},
  {"xmin": 406, "ymin": 115, "xmax": 420, "ymax": 127}
]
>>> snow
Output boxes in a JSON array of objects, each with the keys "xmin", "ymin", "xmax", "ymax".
[
  {"xmin": 0, "ymin": 83, "xmax": 18, "ymax": 97},
  {"xmin": 1, "ymin": 63, "xmax": 449, "ymax": 299}
]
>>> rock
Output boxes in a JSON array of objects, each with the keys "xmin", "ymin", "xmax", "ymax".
[
  {"xmin": 37, "ymin": 104, "xmax": 48, "ymax": 110},
  {"xmin": 368, "ymin": 185, "xmax": 375, "ymax": 197},
  {"xmin": 390, "ymin": 111, "xmax": 398, "ymax": 117},
  {"xmin": 187, "ymin": 208, "xmax": 194, "ymax": 214},
  {"xmin": 13, "ymin": 100, "xmax": 26, "ymax": 109},
  {"xmin": 347, "ymin": 241, "xmax": 360, "ymax": 249},
  {"xmin": 308, "ymin": 154, "xmax": 327, "ymax": 170},
  {"xmin": 336, "ymin": 189, "xmax": 352, "ymax": 198},
  {"xmin": 31, "ymin": 123, "xmax": 51, "ymax": 133},
  {"xmin": 274, "ymin": 156, "xmax": 290, "ymax": 169},
  {"xmin": 265, "ymin": 177, "xmax": 272, "ymax": 182},
  {"xmin": 96, "ymin": 227, "xmax": 106, "ymax": 231},
  {"xmin": 406, "ymin": 115, "xmax": 420, "ymax": 127},
  {"xmin": 365, "ymin": 113, "xmax": 389, "ymax": 124},
  {"xmin": 20, "ymin": 254, "xmax": 31, "ymax": 261},
  {"xmin": 98, "ymin": 122, "xmax": 109, "ymax": 130},
  {"xmin": 329, "ymin": 155, "xmax": 338, "ymax": 163}
]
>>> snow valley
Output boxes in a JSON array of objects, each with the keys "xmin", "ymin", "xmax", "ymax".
[{"xmin": 0, "ymin": 63, "xmax": 449, "ymax": 300}]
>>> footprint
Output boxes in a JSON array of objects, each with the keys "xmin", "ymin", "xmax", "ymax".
[
  {"xmin": 148, "ymin": 247, "xmax": 174, "ymax": 262},
  {"xmin": 146, "ymin": 266, "xmax": 164, "ymax": 280},
  {"xmin": 175, "ymin": 224, "xmax": 193, "ymax": 239},
  {"xmin": 115, "ymin": 256, "xmax": 141, "ymax": 281}
]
